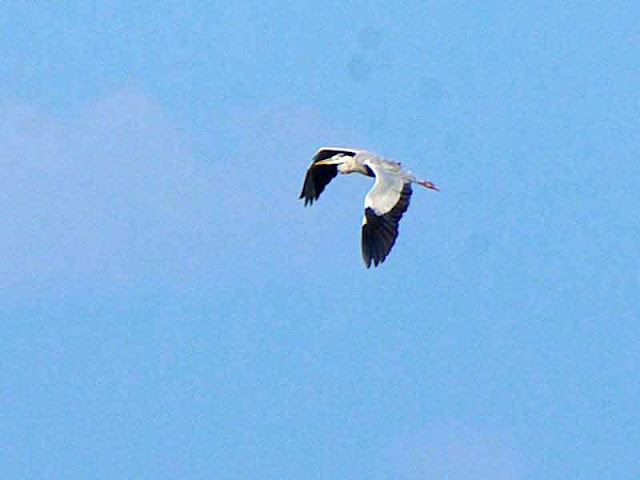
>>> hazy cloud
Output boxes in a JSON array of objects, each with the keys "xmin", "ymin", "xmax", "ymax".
[
  {"xmin": 0, "ymin": 91, "xmax": 220, "ymax": 298},
  {"xmin": 0, "ymin": 92, "xmax": 374, "ymax": 303}
]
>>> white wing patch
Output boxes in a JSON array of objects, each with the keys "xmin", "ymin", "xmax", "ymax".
[{"xmin": 362, "ymin": 159, "xmax": 406, "ymax": 218}]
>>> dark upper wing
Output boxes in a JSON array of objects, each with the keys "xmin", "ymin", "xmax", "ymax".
[
  {"xmin": 299, "ymin": 148, "xmax": 356, "ymax": 206},
  {"xmin": 361, "ymin": 166, "xmax": 412, "ymax": 268},
  {"xmin": 299, "ymin": 164, "xmax": 338, "ymax": 206}
]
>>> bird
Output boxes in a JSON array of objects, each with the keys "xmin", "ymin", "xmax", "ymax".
[{"xmin": 299, "ymin": 147, "xmax": 438, "ymax": 268}]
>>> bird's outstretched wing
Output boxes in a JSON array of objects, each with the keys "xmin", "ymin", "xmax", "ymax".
[
  {"xmin": 299, "ymin": 148, "xmax": 357, "ymax": 206},
  {"xmin": 361, "ymin": 160, "xmax": 412, "ymax": 268}
]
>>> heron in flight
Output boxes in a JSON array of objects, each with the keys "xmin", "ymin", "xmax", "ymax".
[{"xmin": 299, "ymin": 147, "xmax": 438, "ymax": 268}]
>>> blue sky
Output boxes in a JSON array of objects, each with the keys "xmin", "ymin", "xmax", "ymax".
[{"xmin": 1, "ymin": 2, "xmax": 638, "ymax": 479}]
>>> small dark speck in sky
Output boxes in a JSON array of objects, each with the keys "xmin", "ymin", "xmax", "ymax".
[
  {"xmin": 357, "ymin": 26, "xmax": 384, "ymax": 51},
  {"xmin": 347, "ymin": 54, "xmax": 373, "ymax": 82}
]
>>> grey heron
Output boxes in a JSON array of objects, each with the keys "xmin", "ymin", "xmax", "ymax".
[{"xmin": 300, "ymin": 147, "xmax": 438, "ymax": 268}]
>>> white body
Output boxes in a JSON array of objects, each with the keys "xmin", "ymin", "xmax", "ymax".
[{"xmin": 300, "ymin": 147, "xmax": 437, "ymax": 268}]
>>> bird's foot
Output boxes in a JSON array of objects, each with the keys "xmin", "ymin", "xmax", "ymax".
[{"xmin": 419, "ymin": 180, "xmax": 439, "ymax": 191}]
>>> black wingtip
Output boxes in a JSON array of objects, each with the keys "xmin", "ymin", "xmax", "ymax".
[
  {"xmin": 299, "ymin": 163, "xmax": 338, "ymax": 207},
  {"xmin": 360, "ymin": 183, "xmax": 413, "ymax": 268}
]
